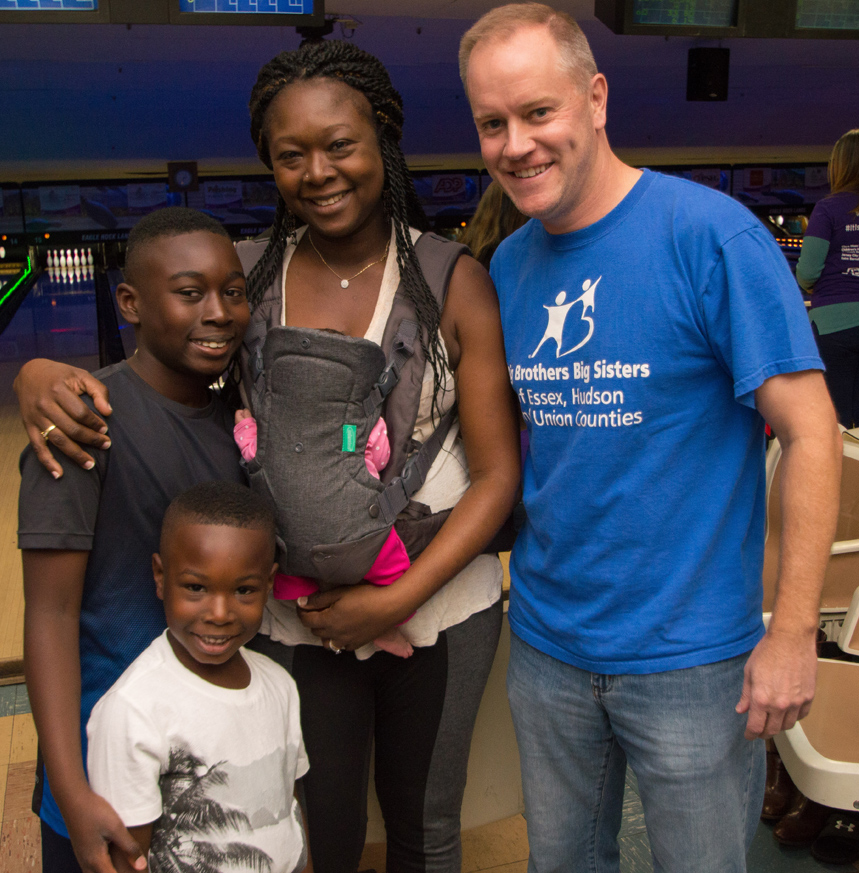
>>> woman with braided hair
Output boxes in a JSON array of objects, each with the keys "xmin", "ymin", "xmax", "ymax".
[{"xmin": 15, "ymin": 39, "xmax": 521, "ymax": 873}]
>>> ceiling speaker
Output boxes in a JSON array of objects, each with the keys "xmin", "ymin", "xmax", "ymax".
[{"xmin": 687, "ymin": 47, "xmax": 730, "ymax": 101}]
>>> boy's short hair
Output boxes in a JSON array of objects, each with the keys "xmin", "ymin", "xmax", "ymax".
[
  {"xmin": 161, "ymin": 481, "xmax": 276, "ymax": 554},
  {"xmin": 125, "ymin": 207, "xmax": 231, "ymax": 284}
]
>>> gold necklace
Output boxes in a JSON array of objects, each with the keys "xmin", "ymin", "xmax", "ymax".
[{"xmin": 308, "ymin": 233, "xmax": 390, "ymax": 289}]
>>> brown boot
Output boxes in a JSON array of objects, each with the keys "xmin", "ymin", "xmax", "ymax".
[
  {"xmin": 773, "ymin": 794, "xmax": 832, "ymax": 847},
  {"xmin": 761, "ymin": 745, "xmax": 797, "ymax": 821}
]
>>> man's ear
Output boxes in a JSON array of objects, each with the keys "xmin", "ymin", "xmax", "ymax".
[
  {"xmin": 116, "ymin": 283, "xmax": 141, "ymax": 325},
  {"xmin": 589, "ymin": 73, "xmax": 608, "ymax": 132},
  {"xmin": 153, "ymin": 553, "xmax": 165, "ymax": 600}
]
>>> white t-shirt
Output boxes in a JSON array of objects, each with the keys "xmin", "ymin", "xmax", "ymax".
[{"xmin": 87, "ymin": 631, "xmax": 309, "ymax": 873}]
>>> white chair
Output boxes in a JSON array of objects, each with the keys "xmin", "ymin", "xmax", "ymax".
[{"xmin": 766, "ymin": 428, "xmax": 859, "ymax": 811}]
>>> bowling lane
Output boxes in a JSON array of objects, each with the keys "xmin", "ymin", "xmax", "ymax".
[{"xmin": 3, "ymin": 270, "xmax": 99, "ymax": 366}]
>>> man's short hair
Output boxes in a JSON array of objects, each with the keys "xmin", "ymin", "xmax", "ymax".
[
  {"xmin": 161, "ymin": 481, "xmax": 276, "ymax": 554},
  {"xmin": 459, "ymin": 3, "xmax": 597, "ymax": 94},
  {"xmin": 124, "ymin": 207, "xmax": 231, "ymax": 284}
]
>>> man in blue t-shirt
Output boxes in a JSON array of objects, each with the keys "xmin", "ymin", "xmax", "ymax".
[{"xmin": 459, "ymin": 5, "xmax": 841, "ymax": 872}]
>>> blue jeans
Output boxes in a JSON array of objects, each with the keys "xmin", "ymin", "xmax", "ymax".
[{"xmin": 507, "ymin": 633, "xmax": 765, "ymax": 873}]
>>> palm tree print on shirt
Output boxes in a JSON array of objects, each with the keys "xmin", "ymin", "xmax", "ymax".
[{"xmin": 149, "ymin": 745, "xmax": 273, "ymax": 873}]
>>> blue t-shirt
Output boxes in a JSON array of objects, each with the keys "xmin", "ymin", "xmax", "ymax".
[
  {"xmin": 491, "ymin": 170, "xmax": 822, "ymax": 674},
  {"xmin": 18, "ymin": 362, "xmax": 243, "ymax": 837}
]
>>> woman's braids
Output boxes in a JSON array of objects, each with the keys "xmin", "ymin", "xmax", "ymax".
[{"xmin": 247, "ymin": 41, "xmax": 450, "ymax": 420}]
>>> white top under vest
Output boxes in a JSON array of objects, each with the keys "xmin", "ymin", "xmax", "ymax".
[{"xmin": 260, "ymin": 226, "xmax": 503, "ymax": 658}]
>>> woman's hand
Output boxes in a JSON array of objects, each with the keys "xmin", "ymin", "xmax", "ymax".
[
  {"xmin": 296, "ymin": 583, "xmax": 410, "ymax": 651},
  {"xmin": 14, "ymin": 359, "xmax": 112, "ymax": 478}
]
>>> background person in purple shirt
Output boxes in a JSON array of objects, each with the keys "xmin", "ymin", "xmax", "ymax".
[{"xmin": 798, "ymin": 129, "xmax": 859, "ymax": 426}]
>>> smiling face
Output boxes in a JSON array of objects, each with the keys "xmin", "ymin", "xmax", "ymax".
[
  {"xmin": 263, "ymin": 78, "xmax": 387, "ymax": 241},
  {"xmin": 154, "ymin": 522, "xmax": 275, "ymax": 686},
  {"xmin": 467, "ymin": 24, "xmax": 608, "ymax": 235},
  {"xmin": 117, "ymin": 231, "xmax": 249, "ymax": 405}
]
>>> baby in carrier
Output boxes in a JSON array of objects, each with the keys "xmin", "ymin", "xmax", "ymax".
[{"xmin": 234, "ymin": 408, "xmax": 415, "ymax": 658}]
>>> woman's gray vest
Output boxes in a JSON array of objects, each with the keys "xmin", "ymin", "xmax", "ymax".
[{"xmin": 236, "ymin": 232, "xmax": 466, "ymax": 591}]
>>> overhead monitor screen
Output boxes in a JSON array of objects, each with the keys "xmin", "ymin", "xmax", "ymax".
[
  {"xmin": 0, "ymin": 0, "xmax": 106, "ymax": 22},
  {"xmin": 178, "ymin": 0, "xmax": 315, "ymax": 13},
  {"xmin": 0, "ymin": 0, "xmax": 98, "ymax": 7},
  {"xmin": 795, "ymin": 0, "xmax": 859, "ymax": 30},
  {"xmin": 632, "ymin": 0, "xmax": 737, "ymax": 27}
]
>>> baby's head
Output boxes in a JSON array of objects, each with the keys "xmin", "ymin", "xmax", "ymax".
[{"xmin": 154, "ymin": 482, "xmax": 276, "ymax": 679}]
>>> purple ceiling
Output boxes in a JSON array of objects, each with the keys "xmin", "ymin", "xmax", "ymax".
[{"xmin": 0, "ymin": 16, "xmax": 857, "ymax": 169}]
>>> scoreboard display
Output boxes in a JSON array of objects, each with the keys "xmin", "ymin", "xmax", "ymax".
[
  {"xmin": 795, "ymin": 0, "xmax": 859, "ymax": 33},
  {"xmin": 171, "ymin": 0, "xmax": 323, "ymax": 25},
  {"xmin": 0, "ymin": 0, "xmax": 98, "ymax": 7},
  {"xmin": 596, "ymin": 0, "xmax": 859, "ymax": 37},
  {"xmin": 178, "ymin": 0, "xmax": 315, "ymax": 12},
  {"xmin": 0, "ymin": 0, "xmax": 108, "ymax": 22},
  {"xmin": 631, "ymin": 0, "xmax": 737, "ymax": 28},
  {"xmin": 0, "ymin": 0, "xmax": 324, "ymax": 23}
]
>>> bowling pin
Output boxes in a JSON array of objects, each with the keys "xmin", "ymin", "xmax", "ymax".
[
  {"xmin": 86, "ymin": 248, "xmax": 94, "ymax": 267},
  {"xmin": 73, "ymin": 249, "xmax": 80, "ymax": 268},
  {"xmin": 59, "ymin": 249, "xmax": 66, "ymax": 269}
]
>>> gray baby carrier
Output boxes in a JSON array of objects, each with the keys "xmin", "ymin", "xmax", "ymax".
[{"xmin": 237, "ymin": 233, "xmax": 464, "ymax": 591}]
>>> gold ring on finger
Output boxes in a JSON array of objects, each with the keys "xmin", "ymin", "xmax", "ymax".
[{"xmin": 40, "ymin": 424, "xmax": 57, "ymax": 441}]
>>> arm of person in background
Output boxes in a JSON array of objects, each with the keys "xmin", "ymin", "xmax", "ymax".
[
  {"xmin": 23, "ymin": 551, "xmax": 146, "ymax": 873},
  {"xmin": 736, "ymin": 370, "xmax": 841, "ymax": 739},
  {"xmin": 13, "ymin": 359, "xmax": 113, "ymax": 478},
  {"xmin": 297, "ymin": 255, "xmax": 521, "ymax": 650},
  {"xmin": 796, "ymin": 235, "xmax": 829, "ymax": 292},
  {"xmin": 795, "ymin": 200, "xmax": 832, "ymax": 293}
]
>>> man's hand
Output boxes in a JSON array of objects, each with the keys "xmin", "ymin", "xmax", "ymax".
[
  {"xmin": 63, "ymin": 788, "xmax": 146, "ymax": 873},
  {"xmin": 14, "ymin": 358, "xmax": 112, "ymax": 478},
  {"xmin": 735, "ymin": 628, "xmax": 817, "ymax": 739}
]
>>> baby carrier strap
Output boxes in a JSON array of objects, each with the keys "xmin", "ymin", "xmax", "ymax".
[
  {"xmin": 377, "ymin": 232, "xmax": 468, "ymax": 486},
  {"xmin": 236, "ymin": 233, "xmax": 284, "ymax": 409}
]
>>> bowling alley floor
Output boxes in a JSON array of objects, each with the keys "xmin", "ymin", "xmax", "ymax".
[{"xmin": 0, "ymin": 695, "xmax": 856, "ymax": 873}]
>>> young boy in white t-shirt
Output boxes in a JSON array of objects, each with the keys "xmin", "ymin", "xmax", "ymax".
[{"xmin": 87, "ymin": 481, "xmax": 309, "ymax": 873}]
